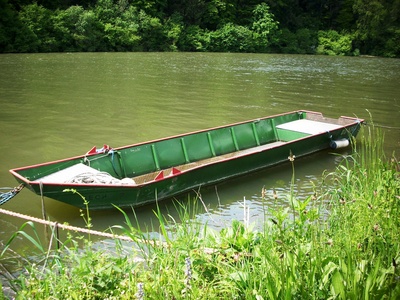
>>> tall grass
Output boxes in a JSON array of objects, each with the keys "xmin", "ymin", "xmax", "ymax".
[{"xmin": 1, "ymin": 125, "xmax": 399, "ymax": 299}]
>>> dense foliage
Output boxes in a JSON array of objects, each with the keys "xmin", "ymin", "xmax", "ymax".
[{"xmin": 1, "ymin": 0, "xmax": 399, "ymax": 56}]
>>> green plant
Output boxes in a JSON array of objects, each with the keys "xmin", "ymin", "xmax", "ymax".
[
  {"xmin": 1, "ymin": 221, "xmax": 45, "ymax": 257},
  {"xmin": 209, "ymin": 23, "xmax": 254, "ymax": 52},
  {"xmin": 251, "ymin": 3, "xmax": 279, "ymax": 52},
  {"xmin": 316, "ymin": 30, "xmax": 354, "ymax": 56}
]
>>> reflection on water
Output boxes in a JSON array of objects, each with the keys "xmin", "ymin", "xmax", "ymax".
[{"xmin": 0, "ymin": 53, "xmax": 399, "ymax": 253}]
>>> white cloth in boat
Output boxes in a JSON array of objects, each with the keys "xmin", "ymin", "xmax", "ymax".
[{"xmin": 36, "ymin": 163, "xmax": 136, "ymax": 185}]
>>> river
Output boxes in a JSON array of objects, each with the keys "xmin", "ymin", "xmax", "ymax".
[{"xmin": 0, "ymin": 53, "xmax": 399, "ymax": 253}]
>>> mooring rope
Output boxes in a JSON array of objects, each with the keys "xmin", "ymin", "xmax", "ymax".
[
  {"xmin": 364, "ymin": 122, "xmax": 400, "ymax": 130},
  {"xmin": 0, "ymin": 207, "xmax": 221, "ymax": 255},
  {"xmin": 0, "ymin": 207, "xmax": 219, "ymax": 260},
  {"xmin": 0, "ymin": 207, "xmax": 134, "ymax": 242},
  {"xmin": 0, "ymin": 184, "xmax": 24, "ymax": 206}
]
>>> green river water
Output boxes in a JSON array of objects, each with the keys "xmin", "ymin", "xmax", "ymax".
[{"xmin": 0, "ymin": 53, "xmax": 399, "ymax": 251}]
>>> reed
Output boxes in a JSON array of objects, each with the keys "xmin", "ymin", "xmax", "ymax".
[{"xmin": 1, "ymin": 124, "xmax": 399, "ymax": 299}]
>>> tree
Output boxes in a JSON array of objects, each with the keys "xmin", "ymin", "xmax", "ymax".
[
  {"xmin": 0, "ymin": 0, "xmax": 22, "ymax": 51},
  {"xmin": 101, "ymin": 6, "xmax": 141, "ymax": 51},
  {"xmin": 94, "ymin": 0, "xmax": 142, "ymax": 51},
  {"xmin": 131, "ymin": 0, "xmax": 167, "ymax": 18},
  {"xmin": 353, "ymin": 0, "xmax": 400, "ymax": 56},
  {"xmin": 136, "ymin": 10, "xmax": 166, "ymax": 51},
  {"xmin": 165, "ymin": 0, "xmax": 206, "ymax": 26},
  {"xmin": 265, "ymin": 0, "xmax": 304, "ymax": 31},
  {"xmin": 0, "ymin": 0, "xmax": 399, "ymax": 56},
  {"xmin": 335, "ymin": 0, "xmax": 357, "ymax": 30},
  {"xmin": 251, "ymin": 3, "xmax": 279, "ymax": 52},
  {"xmin": 17, "ymin": 3, "xmax": 56, "ymax": 52},
  {"xmin": 52, "ymin": 6, "xmax": 106, "ymax": 52},
  {"xmin": 202, "ymin": 0, "xmax": 234, "ymax": 30}
]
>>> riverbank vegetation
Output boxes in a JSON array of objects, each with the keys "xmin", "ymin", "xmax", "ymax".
[
  {"xmin": 1, "ymin": 125, "xmax": 399, "ymax": 299},
  {"xmin": 1, "ymin": 0, "xmax": 399, "ymax": 57}
]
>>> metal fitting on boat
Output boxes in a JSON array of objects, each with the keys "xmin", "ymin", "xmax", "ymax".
[{"xmin": 330, "ymin": 138, "xmax": 350, "ymax": 149}]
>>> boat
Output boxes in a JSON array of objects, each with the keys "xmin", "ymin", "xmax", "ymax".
[{"xmin": 9, "ymin": 110, "xmax": 363, "ymax": 210}]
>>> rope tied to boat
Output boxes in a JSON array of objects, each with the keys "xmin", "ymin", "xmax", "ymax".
[
  {"xmin": 352, "ymin": 119, "xmax": 362, "ymax": 135},
  {"xmin": 83, "ymin": 147, "xmax": 123, "ymax": 178},
  {"xmin": 0, "ymin": 184, "xmax": 24, "ymax": 205},
  {"xmin": 109, "ymin": 149, "xmax": 122, "ymax": 178}
]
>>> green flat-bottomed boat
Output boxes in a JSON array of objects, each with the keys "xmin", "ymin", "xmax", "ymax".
[{"xmin": 9, "ymin": 110, "xmax": 363, "ymax": 210}]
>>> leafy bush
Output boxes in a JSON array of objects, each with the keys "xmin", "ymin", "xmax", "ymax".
[
  {"xmin": 177, "ymin": 25, "xmax": 209, "ymax": 52},
  {"xmin": 208, "ymin": 23, "xmax": 254, "ymax": 52},
  {"xmin": 316, "ymin": 30, "xmax": 354, "ymax": 56}
]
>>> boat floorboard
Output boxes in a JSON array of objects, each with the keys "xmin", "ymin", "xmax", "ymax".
[{"xmin": 132, "ymin": 141, "xmax": 286, "ymax": 185}]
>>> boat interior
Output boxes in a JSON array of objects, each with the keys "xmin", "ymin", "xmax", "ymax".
[{"xmin": 21, "ymin": 111, "xmax": 358, "ymax": 186}]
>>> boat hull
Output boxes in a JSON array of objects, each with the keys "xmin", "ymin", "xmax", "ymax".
[{"xmin": 10, "ymin": 110, "xmax": 363, "ymax": 210}]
